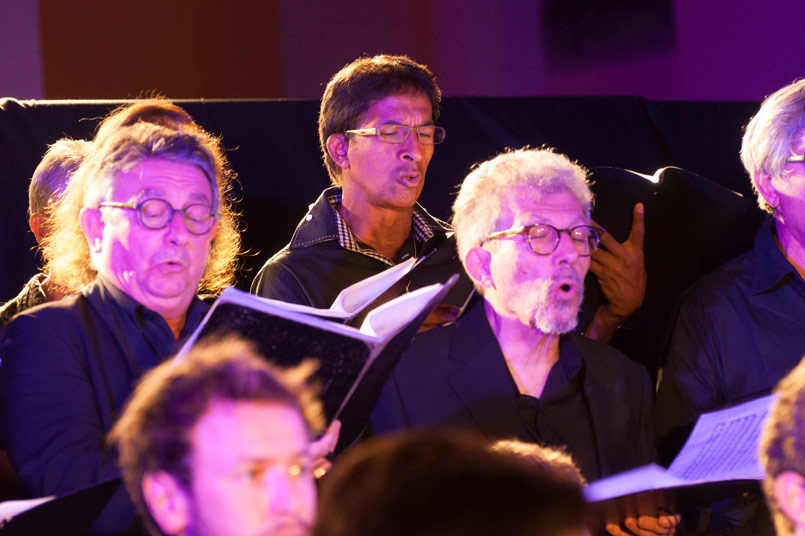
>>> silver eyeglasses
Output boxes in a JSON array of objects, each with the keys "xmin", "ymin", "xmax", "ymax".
[
  {"xmin": 98, "ymin": 199, "xmax": 218, "ymax": 235},
  {"xmin": 483, "ymin": 223, "xmax": 602, "ymax": 256},
  {"xmin": 345, "ymin": 125, "xmax": 446, "ymax": 145}
]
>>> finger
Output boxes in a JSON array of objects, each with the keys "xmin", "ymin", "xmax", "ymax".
[
  {"xmin": 637, "ymin": 516, "xmax": 670, "ymax": 533},
  {"xmin": 632, "ymin": 515, "xmax": 674, "ymax": 535},
  {"xmin": 589, "ymin": 257, "xmax": 614, "ymax": 278},
  {"xmin": 419, "ymin": 305, "xmax": 460, "ymax": 332},
  {"xmin": 624, "ymin": 517, "xmax": 664, "ymax": 536},
  {"xmin": 626, "ymin": 202, "xmax": 645, "ymax": 248},
  {"xmin": 605, "ymin": 523, "xmax": 628, "ymax": 536},
  {"xmin": 310, "ymin": 420, "xmax": 341, "ymax": 460},
  {"xmin": 596, "ymin": 227, "xmax": 624, "ymax": 253},
  {"xmin": 657, "ymin": 514, "xmax": 680, "ymax": 528},
  {"xmin": 591, "ymin": 248, "xmax": 618, "ymax": 270},
  {"xmin": 313, "ymin": 460, "xmax": 332, "ymax": 479}
]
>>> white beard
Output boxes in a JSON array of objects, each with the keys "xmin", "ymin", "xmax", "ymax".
[{"xmin": 530, "ymin": 267, "xmax": 583, "ymax": 335}]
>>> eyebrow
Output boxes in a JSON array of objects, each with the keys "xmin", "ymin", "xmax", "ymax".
[
  {"xmin": 235, "ymin": 450, "xmax": 312, "ymax": 468},
  {"xmin": 139, "ymin": 189, "xmax": 212, "ymax": 204},
  {"xmin": 376, "ymin": 119, "xmax": 435, "ymax": 127}
]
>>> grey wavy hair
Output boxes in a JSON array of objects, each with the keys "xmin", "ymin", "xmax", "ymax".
[
  {"xmin": 452, "ymin": 146, "xmax": 592, "ymax": 267},
  {"xmin": 44, "ymin": 117, "xmax": 240, "ymax": 295},
  {"xmin": 741, "ymin": 78, "xmax": 805, "ymax": 213}
]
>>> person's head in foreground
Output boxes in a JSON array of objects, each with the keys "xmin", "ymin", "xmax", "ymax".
[
  {"xmin": 110, "ymin": 335, "xmax": 324, "ymax": 536},
  {"xmin": 452, "ymin": 146, "xmax": 596, "ymax": 334},
  {"xmin": 314, "ymin": 431, "xmax": 588, "ymax": 536},
  {"xmin": 43, "ymin": 100, "xmax": 240, "ymax": 324},
  {"xmin": 760, "ymin": 355, "xmax": 805, "ymax": 536},
  {"xmin": 741, "ymin": 78, "xmax": 805, "ymax": 261},
  {"xmin": 491, "ymin": 439, "xmax": 587, "ymax": 487}
]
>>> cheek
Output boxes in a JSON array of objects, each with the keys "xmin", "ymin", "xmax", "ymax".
[
  {"xmin": 577, "ymin": 257, "xmax": 591, "ymax": 277},
  {"xmin": 422, "ymin": 146, "xmax": 434, "ymax": 166},
  {"xmin": 296, "ymin": 480, "xmax": 317, "ymax": 523}
]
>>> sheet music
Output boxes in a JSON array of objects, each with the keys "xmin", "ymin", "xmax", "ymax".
[{"xmin": 668, "ymin": 394, "xmax": 774, "ymax": 482}]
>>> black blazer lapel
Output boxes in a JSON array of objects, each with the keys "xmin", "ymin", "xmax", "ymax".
[
  {"xmin": 445, "ymin": 301, "xmax": 522, "ymax": 440},
  {"xmin": 579, "ymin": 349, "xmax": 641, "ymax": 477}
]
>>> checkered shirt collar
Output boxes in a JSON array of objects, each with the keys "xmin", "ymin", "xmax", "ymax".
[{"xmin": 327, "ymin": 192, "xmax": 436, "ymax": 266}]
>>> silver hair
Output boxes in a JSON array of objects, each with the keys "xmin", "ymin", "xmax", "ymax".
[
  {"xmin": 741, "ymin": 78, "xmax": 805, "ymax": 213},
  {"xmin": 452, "ymin": 146, "xmax": 593, "ymax": 268},
  {"xmin": 44, "ymin": 119, "xmax": 240, "ymax": 295}
]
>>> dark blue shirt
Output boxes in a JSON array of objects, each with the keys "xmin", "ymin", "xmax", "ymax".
[
  {"xmin": 656, "ymin": 218, "xmax": 805, "ymax": 443},
  {"xmin": 0, "ymin": 276, "xmax": 208, "ymax": 497}
]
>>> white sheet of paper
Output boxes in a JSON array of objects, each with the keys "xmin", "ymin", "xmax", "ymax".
[{"xmin": 668, "ymin": 394, "xmax": 774, "ymax": 482}]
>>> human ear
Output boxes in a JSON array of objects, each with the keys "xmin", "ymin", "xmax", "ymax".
[
  {"xmin": 774, "ymin": 471, "xmax": 805, "ymax": 528},
  {"xmin": 326, "ymin": 133, "xmax": 350, "ymax": 170},
  {"xmin": 755, "ymin": 172, "xmax": 780, "ymax": 210},
  {"xmin": 79, "ymin": 207, "xmax": 104, "ymax": 253},
  {"xmin": 29, "ymin": 213, "xmax": 48, "ymax": 246},
  {"xmin": 142, "ymin": 471, "xmax": 191, "ymax": 536},
  {"xmin": 464, "ymin": 246, "xmax": 495, "ymax": 290}
]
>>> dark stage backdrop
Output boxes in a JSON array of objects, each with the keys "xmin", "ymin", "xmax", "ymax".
[{"xmin": 0, "ymin": 96, "xmax": 765, "ymax": 374}]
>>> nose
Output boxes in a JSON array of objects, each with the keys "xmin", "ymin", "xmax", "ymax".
[
  {"xmin": 164, "ymin": 210, "xmax": 190, "ymax": 245},
  {"xmin": 261, "ymin": 465, "xmax": 306, "ymax": 517},
  {"xmin": 400, "ymin": 128, "xmax": 425, "ymax": 162},
  {"xmin": 552, "ymin": 230, "xmax": 581, "ymax": 264}
]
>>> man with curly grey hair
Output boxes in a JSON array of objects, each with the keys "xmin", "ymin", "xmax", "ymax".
[
  {"xmin": 371, "ymin": 147, "xmax": 677, "ymax": 536},
  {"xmin": 656, "ymin": 79, "xmax": 805, "ymax": 535}
]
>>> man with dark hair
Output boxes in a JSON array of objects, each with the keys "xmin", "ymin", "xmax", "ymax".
[
  {"xmin": 759, "ymin": 356, "xmax": 805, "ymax": 536},
  {"xmin": 251, "ymin": 54, "xmax": 644, "ymax": 339},
  {"xmin": 315, "ymin": 431, "xmax": 590, "ymax": 536},
  {"xmin": 0, "ymin": 138, "xmax": 91, "ymax": 325},
  {"xmin": 111, "ymin": 335, "xmax": 327, "ymax": 536},
  {"xmin": 251, "ymin": 55, "xmax": 465, "ymax": 324}
]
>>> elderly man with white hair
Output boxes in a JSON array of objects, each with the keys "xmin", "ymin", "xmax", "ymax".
[
  {"xmin": 656, "ymin": 79, "xmax": 805, "ymax": 536},
  {"xmin": 371, "ymin": 147, "xmax": 677, "ymax": 536}
]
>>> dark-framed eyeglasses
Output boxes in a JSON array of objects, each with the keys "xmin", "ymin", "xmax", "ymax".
[
  {"xmin": 98, "ymin": 199, "xmax": 218, "ymax": 235},
  {"xmin": 786, "ymin": 155, "xmax": 805, "ymax": 163},
  {"xmin": 345, "ymin": 125, "xmax": 446, "ymax": 145},
  {"xmin": 483, "ymin": 223, "xmax": 602, "ymax": 256}
]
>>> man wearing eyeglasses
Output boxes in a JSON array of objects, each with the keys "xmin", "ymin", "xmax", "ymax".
[
  {"xmin": 370, "ymin": 147, "xmax": 678, "ymax": 536},
  {"xmin": 252, "ymin": 54, "xmax": 645, "ymax": 340},
  {"xmin": 111, "ymin": 335, "xmax": 325, "ymax": 536},
  {"xmin": 250, "ymin": 54, "xmax": 470, "ymax": 324},
  {"xmin": 0, "ymin": 101, "xmax": 242, "ymax": 532},
  {"xmin": 656, "ymin": 80, "xmax": 805, "ymax": 535}
]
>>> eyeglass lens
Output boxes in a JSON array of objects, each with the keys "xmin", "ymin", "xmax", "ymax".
[
  {"xmin": 378, "ymin": 125, "xmax": 445, "ymax": 144},
  {"xmin": 138, "ymin": 199, "xmax": 215, "ymax": 234},
  {"xmin": 527, "ymin": 225, "xmax": 599, "ymax": 256}
]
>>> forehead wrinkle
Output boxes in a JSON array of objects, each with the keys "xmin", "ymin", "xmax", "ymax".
[{"xmin": 139, "ymin": 187, "xmax": 212, "ymax": 204}]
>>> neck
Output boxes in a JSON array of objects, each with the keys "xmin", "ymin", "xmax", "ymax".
[
  {"xmin": 338, "ymin": 198, "xmax": 413, "ymax": 260},
  {"xmin": 484, "ymin": 300, "xmax": 559, "ymax": 397},
  {"xmin": 774, "ymin": 218, "xmax": 805, "ymax": 280},
  {"xmin": 162, "ymin": 313, "xmax": 186, "ymax": 339}
]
